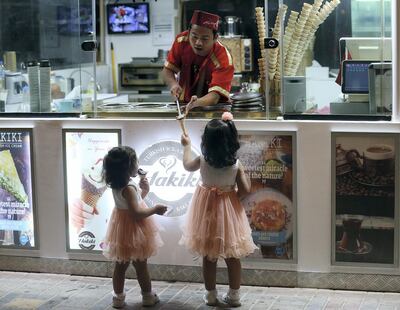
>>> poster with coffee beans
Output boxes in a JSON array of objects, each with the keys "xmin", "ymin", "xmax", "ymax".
[
  {"xmin": 238, "ymin": 132, "xmax": 295, "ymax": 260},
  {"xmin": 333, "ymin": 133, "xmax": 397, "ymax": 265}
]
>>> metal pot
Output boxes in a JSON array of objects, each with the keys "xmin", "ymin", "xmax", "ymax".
[{"xmin": 223, "ymin": 16, "xmax": 242, "ymax": 37}]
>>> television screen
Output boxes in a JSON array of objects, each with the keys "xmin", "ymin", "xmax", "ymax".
[
  {"xmin": 57, "ymin": 5, "xmax": 93, "ymax": 36},
  {"xmin": 107, "ymin": 3, "xmax": 150, "ymax": 34}
]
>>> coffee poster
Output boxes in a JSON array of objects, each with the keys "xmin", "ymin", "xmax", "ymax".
[
  {"xmin": 333, "ymin": 133, "xmax": 397, "ymax": 265},
  {"xmin": 0, "ymin": 129, "xmax": 36, "ymax": 248},
  {"xmin": 238, "ymin": 133, "xmax": 295, "ymax": 260},
  {"xmin": 64, "ymin": 130, "xmax": 120, "ymax": 251}
]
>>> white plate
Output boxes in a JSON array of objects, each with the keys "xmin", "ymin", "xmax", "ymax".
[{"xmin": 241, "ymin": 188, "xmax": 293, "ymax": 243}]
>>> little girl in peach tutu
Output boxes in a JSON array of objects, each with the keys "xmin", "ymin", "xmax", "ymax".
[
  {"xmin": 180, "ymin": 112, "xmax": 257, "ymax": 307},
  {"xmin": 102, "ymin": 146, "xmax": 167, "ymax": 308}
]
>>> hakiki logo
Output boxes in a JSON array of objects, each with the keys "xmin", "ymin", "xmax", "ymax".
[
  {"xmin": 78, "ymin": 231, "xmax": 96, "ymax": 250},
  {"xmin": 139, "ymin": 140, "xmax": 200, "ymax": 217},
  {"xmin": 0, "ymin": 132, "xmax": 23, "ymax": 143}
]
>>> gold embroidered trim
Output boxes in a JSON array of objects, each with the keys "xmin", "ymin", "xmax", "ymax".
[
  {"xmin": 209, "ymin": 86, "xmax": 229, "ymax": 98},
  {"xmin": 210, "ymin": 53, "xmax": 220, "ymax": 68},
  {"xmin": 177, "ymin": 35, "xmax": 188, "ymax": 43},
  {"xmin": 164, "ymin": 61, "xmax": 180, "ymax": 73}
]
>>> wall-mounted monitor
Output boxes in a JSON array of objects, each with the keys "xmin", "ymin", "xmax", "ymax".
[
  {"xmin": 340, "ymin": 37, "xmax": 392, "ymax": 61},
  {"xmin": 107, "ymin": 3, "xmax": 150, "ymax": 34}
]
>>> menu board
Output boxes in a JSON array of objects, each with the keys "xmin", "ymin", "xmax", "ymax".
[
  {"xmin": 0, "ymin": 129, "xmax": 36, "ymax": 248},
  {"xmin": 333, "ymin": 133, "xmax": 397, "ymax": 265},
  {"xmin": 238, "ymin": 133, "xmax": 295, "ymax": 260},
  {"xmin": 63, "ymin": 130, "xmax": 120, "ymax": 251}
]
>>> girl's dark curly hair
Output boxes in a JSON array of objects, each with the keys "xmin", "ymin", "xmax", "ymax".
[
  {"xmin": 201, "ymin": 118, "xmax": 240, "ymax": 168},
  {"xmin": 102, "ymin": 146, "xmax": 137, "ymax": 189}
]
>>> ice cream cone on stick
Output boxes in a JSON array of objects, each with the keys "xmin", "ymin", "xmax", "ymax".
[
  {"xmin": 176, "ymin": 115, "xmax": 188, "ymax": 136},
  {"xmin": 175, "ymin": 98, "xmax": 188, "ymax": 136}
]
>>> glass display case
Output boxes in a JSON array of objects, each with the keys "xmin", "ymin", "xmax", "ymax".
[
  {"xmin": 0, "ymin": 0, "xmax": 97, "ymax": 115},
  {"xmin": 0, "ymin": 0, "xmax": 396, "ymax": 120},
  {"xmin": 262, "ymin": 0, "xmax": 393, "ymax": 120}
]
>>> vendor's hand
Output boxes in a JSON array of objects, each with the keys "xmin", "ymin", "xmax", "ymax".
[
  {"xmin": 181, "ymin": 133, "xmax": 191, "ymax": 146},
  {"xmin": 139, "ymin": 177, "xmax": 150, "ymax": 198},
  {"xmin": 70, "ymin": 198, "xmax": 99, "ymax": 232},
  {"xmin": 170, "ymin": 83, "xmax": 183, "ymax": 98},
  {"xmin": 185, "ymin": 95, "xmax": 198, "ymax": 116},
  {"xmin": 154, "ymin": 204, "xmax": 168, "ymax": 215}
]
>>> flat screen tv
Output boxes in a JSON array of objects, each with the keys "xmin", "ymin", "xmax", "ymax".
[{"xmin": 107, "ymin": 3, "xmax": 150, "ymax": 34}]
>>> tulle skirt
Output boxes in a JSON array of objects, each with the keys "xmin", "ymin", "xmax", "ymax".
[
  {"xmin": 103, "ymin": 206, "xmax": 163, "ymax": 263},
  {"xmin": 180, "ymin": 184, "xmax": 258, "ymax": 261}
]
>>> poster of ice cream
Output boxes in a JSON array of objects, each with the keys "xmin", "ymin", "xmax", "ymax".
[
  {"xmin": 64, "ymin": 130, "xmax": 120, "ymax": 251},
  {"xmin": 0, "ymin": 129, "xmax": 36, "ymax": 248},
  {"xmin": 238, "ymin": 133, "xmax": 295, "ymax": 260}
]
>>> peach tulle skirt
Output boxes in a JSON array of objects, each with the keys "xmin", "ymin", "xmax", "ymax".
[
  {"xmin": 103, "ymin": 206, "xmax": 163, "ymax": 262},
  {"xmin": 180, "ymin": 184, "xmax": 258, "ymax": 261}
]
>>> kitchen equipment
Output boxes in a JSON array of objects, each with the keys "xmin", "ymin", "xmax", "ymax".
[
  {"xmin": 283, "ymin": 76, "xmax": 306, "ymax": 113},
  {"xmin": 118, "ymin": 54, "xmax": 167, "ymax": 94},
  {"xmin": 39, "ymin": 59, "xmax": 51, "ymax": 112},
  {"xmin": 223, "ymin": 16, "xmax": 242, "ymax": 37},
  {"xmin": 218, "ymin": 37, "xmax": 253, "ymax": 73},
  {"xmin": 231, "ymin": 84, "xmax": 263, "ymax": 111}
]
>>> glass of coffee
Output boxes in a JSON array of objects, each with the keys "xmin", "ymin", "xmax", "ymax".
[{"xmin": 338, "ymin": 214, "xmax": 364, "ymax": 253}]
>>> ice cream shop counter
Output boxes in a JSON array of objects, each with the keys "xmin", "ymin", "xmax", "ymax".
[{"xmin": 1, "ymin": 117, "xmax": 400, "ymax": 291}]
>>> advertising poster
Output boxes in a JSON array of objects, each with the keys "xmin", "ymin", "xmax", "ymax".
[
  {"xmin": 0, "ymin": 129, "xmax": 36, "ymax": 248},
  {"xmin": 238, "ymin": 133, "xmax": 295, "ymax": 260},
  {"xmin": 333, "ymin": 133, "xmax": 396, "ymax": 265},
  {"xmin": 64, "ymin": 130, "xmax": 120, "ymax": 251}
]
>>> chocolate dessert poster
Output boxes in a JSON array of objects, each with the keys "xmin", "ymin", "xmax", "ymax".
[
  {"xmin": 238, "ymin": 133, "xmax": 295, "ymax": 260},
  {"xmin": 64, "ymin": 130, "xmax": 120, "ymax": 251},
  {"xmin": 333, "ymin": 133, "xmax": 396, "ymax": 265},
  {"xmin": 0, "ymin": 129, "xmax": 35, "ymax": 248}
]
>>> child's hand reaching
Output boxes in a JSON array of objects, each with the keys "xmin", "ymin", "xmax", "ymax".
[
  {"xmin": 181, "ymin": 134, "xmax": 191, "ymax": 146},
  {"xmin": 154, "ymin": 204, "xmax": 168, "ymax": 215}
]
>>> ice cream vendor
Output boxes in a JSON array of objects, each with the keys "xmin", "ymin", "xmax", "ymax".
[{"xmin": 162, "ymin": 10, "xmax": 235, "ymax": 114}]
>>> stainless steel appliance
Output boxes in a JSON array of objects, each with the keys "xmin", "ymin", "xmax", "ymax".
[
  {"xmin": 118, "ymin": 50, "xmax": 168, "ymax": 94},
  {"xmin": 218, "ymin": 37, "xmax": 253, "ymax": 73}
]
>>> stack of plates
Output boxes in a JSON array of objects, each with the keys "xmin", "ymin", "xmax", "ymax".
[{"xmin": 231, "ymin": 92, "xmax": 264, "ymax": 111}]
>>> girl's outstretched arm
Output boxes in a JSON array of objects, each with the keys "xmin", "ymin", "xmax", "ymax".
[
  {"xmin": 123, "ymin": 186, "xmax": 167, "ymax": 220},
  {"xmin": 236, "ymin": 161, "xmax": 251, "ymax": 196},
  {"xmin": 181, "ymin": 134, "xmax": 200, "ymax": 171}
]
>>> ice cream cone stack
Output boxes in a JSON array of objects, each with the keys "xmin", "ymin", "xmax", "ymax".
[
  {"xmin": 268, "ymin": 4, "xmax": 288, "ymax": 81},
  {"xmin": 292, "ymin": 0, "xmax": 341, "ymax": 74},
  {"xmin": 255, "ymin": 7, "xmax": 266, "ymax": 50},
  {"xmin": 283, "ymin": 11, "xmax": 299, "ymax": 62},
  {"xmin": 284, "ymin": 3, "xmax": 312, "ymax": 76}
]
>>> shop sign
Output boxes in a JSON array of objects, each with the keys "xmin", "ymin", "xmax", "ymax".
[{"xmin": 139, "ymin": 140, "xmax": 200, "ymax": 217}]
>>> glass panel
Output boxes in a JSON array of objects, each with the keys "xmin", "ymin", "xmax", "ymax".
[
  {"xmin": 0, "ymin": 0, "xmax": 97, "ymax": 115},
  {"xmin": 274, "ymin": 0, "xmax": 392, "ymax": 120}
]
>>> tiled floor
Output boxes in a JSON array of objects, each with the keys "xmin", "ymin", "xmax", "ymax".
[{"xmin": 1, "ymin": 272, "xmax": 400, "ymax": 310}]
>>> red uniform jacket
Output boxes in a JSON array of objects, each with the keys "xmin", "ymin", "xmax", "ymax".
[{"xmin": 164, "ymin": 31, "xmax": 234, "ymax": 103}]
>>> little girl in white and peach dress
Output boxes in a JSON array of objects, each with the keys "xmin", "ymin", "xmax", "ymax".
[
  {"xmin": 102, "ymin": 146, "xmax": 167, "ymax": 308},
  {"xmin": 180, "ymin": 112, "xmax": 258, "ymax": 307}
]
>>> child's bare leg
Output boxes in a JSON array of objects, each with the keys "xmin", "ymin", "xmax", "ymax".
[
  {"xmin": 113, "ymin": 261, "xmax": 130, "ymax": 294},
  {"xmin": 224, "ymin": 258, "xmax": 241, "ymax": 289},
  {"xmin": 132, "ymin": 259, "xmax": 152, "ymax": 293},
  {"xmin": 203, "ymin": 256, "xmax": 217, "ymax": 291}
]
